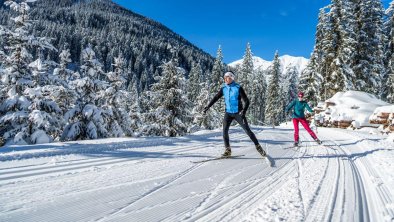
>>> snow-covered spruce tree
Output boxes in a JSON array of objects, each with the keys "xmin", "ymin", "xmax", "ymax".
[
  {"xmin": 103, "ymin": 54, "xmax": 134, "ymax": 137},
  {"xmin": 387, "ymin": 72, "xmax": 394, "ymax": 103},
  {"xmin": 299, "ymin": 54, "xmax": 322, "ymax": 105},
  {"xmin": 26, "ymin": 51, "xmax": 70, "ymax": 143},
  {"xmin": 248, "ymin": 69, "xmax": 267, "ymax": 125},
  {"xmin": 265, "ymin": 51, "xmax": 282, "ymax": 127},
  {"xmin": 354, "ymin": 0, "xmax": 385, "ymax": 95},
  {"xmin": 239, "ymin": 42, "xmax": 254, "ymax": 90},
  {"xmin": 386, "ymin": 51, "xmax": 394, "ymax": 103},
  {"xmin": 53, "ymin": 48, "xmax": 74, "ymax": 86},
  {"xmin": 128, "ymin": 78, "xmax": 142, "ymax": 135},
  {"xmin": 0, "ymin": 0, "xmax": 35, "ymax": 144},
  {"xmin": 187, "ymin": 61, "xmax": 202, "ymax": 103},
  {"xmin": 61, "ymin": 46, "xmax": 109, "ymax": 141},
  {"xmin": 142, "ymin": 60, "xmax": 190, "ymax": 137},
  {"xmin": 331, "ymin": 0, "xmax": 358, "ymax": 91},
  {"xmin": 210, "ymin": 45, "xmax": 225, "ymax": 93},
  {"xmin": 49, "ymin": 48, "xmax": 78, "ymax": 119},
  {"xmin": 0, "ymin": 0, "xmax": 62, "ymax": 144},
  {"xmin": 208, "ymin": 45, "xmax": 225, "ymax": 126},
  {"xmin": 281, "ymin": 65, "xmax": 299, "ymax": 120},
  {"xmin": 0, "ymin": 64, "xmax": 6, "ymax": 145},
  {"xmin": 299, "ymin": 5, "xmax": 331, "ymax": 103},
  {"xmin": 191, "ymin": 82, "xmax": 219, "ymax": 131},
  {"xmin": 383, "ymin": 1, "xmax": 394, "ymax": 100},
  {"xmin": 318, "ymin": 4, "xmax": 339, "ymax": 99}
]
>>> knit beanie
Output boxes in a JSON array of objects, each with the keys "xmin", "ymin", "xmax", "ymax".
[{"xmin": 223, "ymin": 71, "xmax": 235, "ymax": 80}]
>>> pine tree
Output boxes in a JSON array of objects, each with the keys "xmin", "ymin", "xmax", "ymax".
[
  {"xmin": 210, "ymin": 45, "xmax": 225, "ymax": 94},
  {"xmin": 0, "ymin": 0, "xmax": 58, "ymax": 144},
  {"xmin": 129, "ymin": 79, "xmax": 142, "ymax": 135},
  {"xmin": 26, "ymin": 52, "xmax": 67, "ymax": 143},
  {"xmin": 304, "ymin": 4, "xmax": 344, "ymax": 101},
  {"xmin": 320, "ymin": 3, "xmax": 340, "ymax": 98},
  {"xmin": 187, "ymin": 61, "xmax": 202, "ymax": 103},
  {"xmin": 265, "ymin": 51, "xmax": 282, "ymax": 127},
  {"xmin": 54, "ymin": 48, "xmax": 73, "ymax": 86},
  {"xmin": 333, "ymin": 0, "xmax": 358, "ymax": 91},
  {"xmin": 104, "ymin": 54, "xmax": 134, "ymax": 137},
  {"xmin": 50, "ymin": 48, "xmax": 78, "ymax": 118},
  {"xmin": 387, "ymin": 72, "xmax": 394, "ymax": 103},
  {"xmin": 209, "ymin": 45, "xmax": 225, "ymax": 125},
  {"xmin": 383, "ymin": 1, "xmax": 394, "ymax": 100},
  {"xmin": 239, "ymin": 42, "xmax": 254, "ymax": 90},
  {"xmin": 387, "ymin": 53, "xmax": 394, "ymax": 103},
  {"xmin": 299, "ymin": 54, "xmax": 322, "ymax": 105},
  {"xmin": 281, "ymin": 65, "xmax": 299, "ymax": 120},
  {"xmin": 304, "ymin": 7, "xmax": 327, "ymax": 102},
  {"xmin": 61, "ymin": 46, "xmax": 109, "ymax": 141},
  {"xmin": 191, "ymin": 82, "xmax": 218, "ymax": 130},
  {"xmin": 248, "ymin": 69, "xmax": 267, "ymax": 125},
  {"xmin": 142, "ymin": 60, "xmax": 190, "ymax": 137},
  {"xmin": 354, "ymin": 0, "xmax": 385, "ymax": 95}
]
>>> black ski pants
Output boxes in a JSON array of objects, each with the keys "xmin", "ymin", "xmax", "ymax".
[{"xmin": 223, "ymin": 112, "xmax": 259, "ymax": 148}]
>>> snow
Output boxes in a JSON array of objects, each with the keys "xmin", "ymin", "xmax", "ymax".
[
  {"xmin": 316, "ymin": 90, "xmax": 391, "ymax": 128},
  {"xmin": 228, "ymin": 55, "xmax": 309, "ymax": 77},
  {"xmin": 31, "ymin": 130, "xmax": 51, "ymax": 144},
  {"xmin": 373, "ymin": 105, "xmax": 394, "ymax": 113},
  {"xmin": 1, "ymin": 125, "xmax": 393, "ymax": 221}
]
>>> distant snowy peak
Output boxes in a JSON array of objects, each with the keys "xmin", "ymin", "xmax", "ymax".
[
  {"xmin": 279, "ymin": 55, "xmax": 309, "ymax": 73},
  {"xmin": 229, "ymin": 55, "xmax": 309, "ymax": 75}
]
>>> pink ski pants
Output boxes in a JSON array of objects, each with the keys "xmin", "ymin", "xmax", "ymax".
[{"xmin": 293, "ymin": 118, "xmax": 317, "ymax": 142}]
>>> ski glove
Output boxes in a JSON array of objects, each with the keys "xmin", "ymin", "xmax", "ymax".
[
  {"xmin": 203, "ymin": 106, "xmax": 209, "ymax": 114},
  {"xmin": 239, "ymin": 110, "xmax": 246, "ymax": 117}
]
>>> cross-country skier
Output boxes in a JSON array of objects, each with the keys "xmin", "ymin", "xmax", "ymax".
[
  {"xmin": 203, "ymin": 71, "xmax": 266, "ymax": 157},
  {"xmin": 286, "ymin": 92, "xmax": 322, "ymax": 146}
]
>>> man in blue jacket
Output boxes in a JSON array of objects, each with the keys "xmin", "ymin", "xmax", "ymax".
[{"xmin": 203, "ymin": 71, "xmax": 266, "ymax": 158}]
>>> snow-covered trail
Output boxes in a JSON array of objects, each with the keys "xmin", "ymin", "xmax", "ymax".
[{"xmin": 1, "ymin": 126, "xmax": 393, "ymax": 222}]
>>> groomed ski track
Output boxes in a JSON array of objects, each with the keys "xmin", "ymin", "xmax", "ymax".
[{"xmin": 0, "ymin": 126, "xmax": 393, "ymax": 222}]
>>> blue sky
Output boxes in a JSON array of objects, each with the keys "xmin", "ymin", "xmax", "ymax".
[{"xmin": 113, "ymin": 0, "xmax": 391, "ymax": 63}]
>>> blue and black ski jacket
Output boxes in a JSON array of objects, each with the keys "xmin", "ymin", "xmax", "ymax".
[{"xmin": 206, "ymin": 81, "xmax": 250, "ymax": 114}]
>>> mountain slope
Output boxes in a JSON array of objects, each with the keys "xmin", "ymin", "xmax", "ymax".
[{"xmin": 0, "ymin": 0, "xmax": 214, "ymax": 90}]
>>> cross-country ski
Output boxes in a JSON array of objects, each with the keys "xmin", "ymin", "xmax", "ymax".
[{"xmin": 191, "ymin": 154, "xmax": 246, "ymax": 163}]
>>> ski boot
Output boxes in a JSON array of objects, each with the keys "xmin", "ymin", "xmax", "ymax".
[
  {"xmin": 294, "ymin": 141, "xmax": 299, "ymax": 147},
  {"xmin": 314, "ymin": 138, "xmax": 322, "ymax": 145},
  {"xmin": 221, "ymin": 147, "xmax": 231, "ymax": 158},
  {"xmin": 256, "ymin": 144, "xmax": 266, "ymax": 157}
]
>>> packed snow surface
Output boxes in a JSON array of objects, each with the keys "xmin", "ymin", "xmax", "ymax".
[{"xmin": 1, "ymin": 125, "xmax": 394, "ymax": 221}]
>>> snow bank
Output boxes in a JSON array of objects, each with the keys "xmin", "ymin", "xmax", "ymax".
[
  {"xmin": 387, "ymin": 132, "xmax": 394, "ymax": 142},
  {"xmin": 316, "ymin": 91, "xmax": 391, "ymax": 128}
]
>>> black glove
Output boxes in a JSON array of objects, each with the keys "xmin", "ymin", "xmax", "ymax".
[
  {"xmin": 203, "ymin": 106, "xmax": 209, "ymax": 114},
  {"xmin": 239, "ymin": 110, "xmax": 246, "ymax": 117}
]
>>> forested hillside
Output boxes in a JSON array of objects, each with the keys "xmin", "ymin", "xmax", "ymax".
[{"xmin": 0, "ymin": 0, "xmax": 214, "ymax": 92}]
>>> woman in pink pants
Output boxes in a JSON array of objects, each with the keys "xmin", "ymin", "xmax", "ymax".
[{"xmin": 285, "ymin": 92, "xmax": 322, "ymax": 146}]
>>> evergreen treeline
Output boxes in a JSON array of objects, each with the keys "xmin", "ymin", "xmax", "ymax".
[
  {"xmin": 0, "ymin": 0, "xmax": 214, "ymax": 93},
  {"xmin": 0, "ymin": 0, "xmax": 223, "ymax": 145},
  {"xmin": 299, "ymin": 0, "xmax": 394, "ymax": 105}
]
